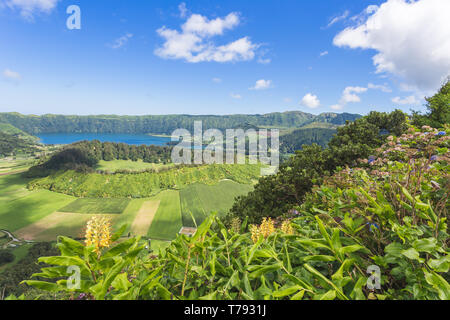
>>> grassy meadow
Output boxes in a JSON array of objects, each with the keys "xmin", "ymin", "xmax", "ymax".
[
  {"xmin": 0, "ymin": 163, "xmax": 256, "ymax": 243},
  {"xmin": 59, "ymin": 198, "xmax": 131, "ymax": 214}
]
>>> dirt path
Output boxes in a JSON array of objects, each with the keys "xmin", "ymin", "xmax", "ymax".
[{"xmin": 130, "ymin": 200, "xmax": 161, "ymax": 236}]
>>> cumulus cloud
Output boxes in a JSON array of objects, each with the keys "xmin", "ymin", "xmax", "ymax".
[
  {"xmin": 341, "ymin": 86, "xmax": 368, "ymax": 104},
  {"xmin": 249, "ymin": 79, "xmax": 272, "ymax": 90},
  {"xmin": 331, "ymin": 86, "xmax": 369, "ymax": 110},
  {"xmin": 392, "ymin": 95, "xmax": 420, "ymax": 105},
  {"xmin": 1, "ymin": 0, "xmax": 59, "ymax": 19},
  {"xmin": 300, "ymin": 93, "xmax": 320, "ymax": 109},
  {"xmin": 155, "ymin": 9, "xmax": 260, "ymax": 63},
  {"xmin": 333, "ymin": 0, "xmax": 450, "ymax": 92},
  {"xmin": 109, "ymin": 33, "xmax": 133, "ymax": 49},
  {"xmin": 3, "ymin": 69, "xmax": 21, "ymax": 81}
]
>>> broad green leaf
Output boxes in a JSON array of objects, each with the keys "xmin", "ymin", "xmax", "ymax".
[
  {"xmin": 21, "ymin": 280, "xmax": 62, "ymax": 292},
  {"xmin": 401, "ymin": 248, "xmax": 421, "ymax": 261},
  {"xmin": 304, "ymin": 264, "xmax": 348, "ymax": 300},
  {"xmin": 273, "ymin": 285, "xmax": 302, "ymax": 298},
  {"xmin": 423, "ymin": 269, "xmax": 450, "ymax": 300},
  {"xmin": 111, "ymin": 273, "xmax": 132, "ymax": 291},
  {"xmin": 339, "ymin": 244, "xmax": 365, "ymax": 255},
  {"xmin": 303, "ymin": 255, "xmax": 336, "ymax": 262},
  {"xmin": 319, "ymin": 290, "xmax": 336, "ymax": 300}
]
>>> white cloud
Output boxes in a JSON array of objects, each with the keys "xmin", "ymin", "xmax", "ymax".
[
  {"xmin": 319, "ymin": 51, "xmax": 328, "ymax": 57},
  {"xmin": 330, "ymin": 104, "xmax": 343, "ymax": 111},
  {"xmin": 333, "ymin": 0, "xmax": 450, "ymax": 92},
  {"xmin": 249, "ymin": 79, "xmax": 272, "ymax": 90},
  {"xmin": 300, "ymin": 93, "xmax": 320, "ymax": 109},
  {"xmin": 1, "ymin": 0, "xmax": 59, "ymax": 18},
  {"xmin": 341, "ymin": 86, "xmax": 367, "ymax": 104},
  {"xmin": 178, "ymin": 2, "xmax": 187, "ymax": 18},
  {"xmin": 326, "ymin": 10, "xmax": 350, "ymax": 28},
  {"xmin": 368, "ymin": 82, "xmax": 392, "ymax": 93},
  {"xmin": 212, "ymin": 77, "xmax": 222, "ymax": 83},
  {"xmin": 230, "ymin": 93, "xmax": 242, "ymax": 99},
  {"xmin": 155, "ymin": 10, "xmax": 260, "ymax": 63},
  {"xmin": 3, "ymin": 69, "xmax": 21, "ymax": 81},
  {"xmin": 392, "ymin": 95, "xmax": 420, "ymax": 105},
  {"xmin": 283, "ymin": 98, "xmax": 292, "ymax": 103},
  {"xmin": 110, "ymin": 33, "xmax": 133, "ymax": 49},
  {"xmin": 331, "ymin": 86, "xmax": 368, "ymax": 110}
]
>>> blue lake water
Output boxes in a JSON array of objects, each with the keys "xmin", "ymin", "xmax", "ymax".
[{"xmin": 36, "ymin": 133, "xmax": 172, "ymax": 146}]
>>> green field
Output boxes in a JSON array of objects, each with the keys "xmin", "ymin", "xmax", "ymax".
[
  {"xmin": 147, "ymin": 190, "xmax": 183, "ymax": 241},
  {"xmin": 96, "ymin": 160, "xmax": 174, "ymax": 173},
  {"xmin": 0, "ymin": 183, "xmax": 75, "ymax": 232},
  {"xmin": 180, "ymin": 180, "xmax": 253, "ymax": 227},
  {"xmin": 0, "ymin": 161, "xmax": 256, "ymax": 244},
  {"xmin": 0, "ymin": 159, "xmax": 36, "ymax": 174},
  {"xmin": 59, "ymin": 198, "xmax": 131, "ymax": 214}
]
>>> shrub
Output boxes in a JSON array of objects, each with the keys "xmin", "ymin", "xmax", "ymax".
[{"xmin": 0, "ymin": 250, "xmax": 15, "ymax": 266}]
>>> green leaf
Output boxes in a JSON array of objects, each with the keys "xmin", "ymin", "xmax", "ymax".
[
  {"xmin": 111, "ymin": 273, "xmax": 132, "ymax": 291},
  {"xmin": 304, "ymin": 264, "xmax": 348, "ymax": 300},
  {"xmin": 103, "ymin": 237, "xmax": 137, "ymax": 258},
  {"xmin": 423, "ymin": 269, "xmax": 450, "ymax": 300},
  {"xmin": 319, "ymin": 290, "xmax": 336, "ymax": 300},
  {"xmin": 21, "ymin": 280, "xmax": 62, "ymax": 292},
  {"xmin": 273, "ymin": 285, "xmax": 302, "ymax": 298},
  {"xmin": 248, "ymin": 263, "xmax": 282, "ymax": 279},
  {"xmin": 339, "ymin": 244, "xmax": 365, "ymax": 255},
  {"xmin": 412, "ymin": 238, "xmax": 437, "ymax": 253},
  {"xmin": 428, "ymin": 255, "xmax": 450, "ymax": 273},
  {"xmin": 401, "ymin": 248, "xmax": 421, "ymax": 261},
  {"xmin": 111, "ymin": 224, "xmax": 128, "ymax": 242},
  {"xmin": 38, "ymin": 256, "xmax": 90, "ymax": 275},
  {"xmin": 303, "ymin": 255, "xmax": 336, "ymax": 262},
  {"xmin": 199, "ymin": 291, "xmax": 217, "ymax": 300},
  {"xmin": 315, "ymin": 216, "xmax": 331, "ymax": 246},
  {"xmin": 290, "ymin": 290, "xmax": 305, "ymax": 300}
]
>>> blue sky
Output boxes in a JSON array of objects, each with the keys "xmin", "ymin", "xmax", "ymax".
[{"xmin": 1, "ymin": 0, "xmax": 449, "ymax": 116}]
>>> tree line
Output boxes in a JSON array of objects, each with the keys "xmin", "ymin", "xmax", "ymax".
[{"xmin": 0, "ymin": 112, "xmax": 361, "ymax": 135}]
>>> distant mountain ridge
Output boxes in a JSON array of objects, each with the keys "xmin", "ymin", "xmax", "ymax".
[{"xmin": 0, "ymin": 111, "xmax": 361, "ymax": 135}]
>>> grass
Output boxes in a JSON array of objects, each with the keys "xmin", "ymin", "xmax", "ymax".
[
  {"xmin": 96, "ymin": 160, "xmax": 174, "ymax": 173},
  {"xmin": 0, "ymin": 173, "xmax": 75, "ymax": 232},
  {"xmin": 0, "ymin": 159, "xmax": 36, "ymax": 174},
  {"xmin": 179, "ymin": 181, "xmax": 253, "ymax": 227},
  {"xmin": 179, "ymin": 186, "xmax": 206, "ymax": 228},
  {"xmin": 147, "ymin": 190, "xmax": 182, "ymax": 241},
  {"xmin": 0, "ymin": 190, "xmax": 75, "ymax": 232},
  {"xmin": 59, "ymin": 198, "xmax": 131, "ymax": 214}
]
